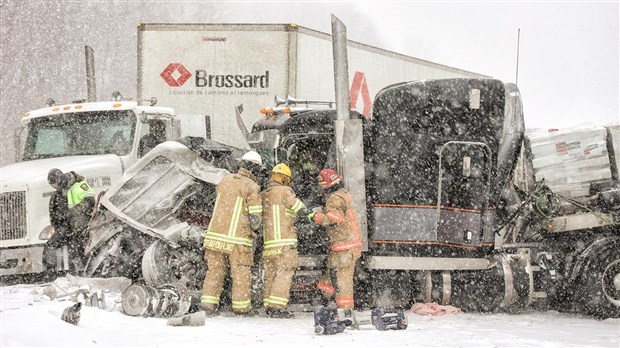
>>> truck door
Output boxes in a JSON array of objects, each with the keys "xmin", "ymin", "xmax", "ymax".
[{"xmin": 436, "ymin": 141, "xmax": 492, "ymax": 246}]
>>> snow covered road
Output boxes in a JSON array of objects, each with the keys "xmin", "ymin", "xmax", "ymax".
[{"xmin": 1, "ymin": 276, "xmax": 618, "ymax": 347}]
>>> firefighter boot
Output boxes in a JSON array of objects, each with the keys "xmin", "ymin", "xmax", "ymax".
[
  {"xmin": 199, "ymin": 303, "xmax": 218, "ymax": 317},
  {"xmin": 266, "ymin": 308, "xmax": 295, "ymax": 319},
  {"xmin": 234, "ymin": 309, "xmax": 258, "ymax": 317}
]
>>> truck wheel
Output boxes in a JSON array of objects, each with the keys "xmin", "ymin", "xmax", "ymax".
[
  {"xmin": 575, "ymin": 246, "xmax": 620, "ymax": 318},
  {"xmin": 142, "ymin": 240, "xmax": 206, "ymax": 290},
  {"xmin": 370, "ymin": 270, "xmax": 413, "ymax": 309}
]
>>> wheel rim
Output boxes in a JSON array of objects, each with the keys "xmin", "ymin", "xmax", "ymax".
[
  {"xmin": 602, "ymin": 259, "xmax": 620, "ymax": 307},
  {"xmin": 142, "ymin": 240, "xmax": 204, "ymax": 289}
]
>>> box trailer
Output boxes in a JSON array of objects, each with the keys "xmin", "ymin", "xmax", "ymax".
[{"xmin": 137, "ymin": 23, "xmax": 488, "ymax": 149}]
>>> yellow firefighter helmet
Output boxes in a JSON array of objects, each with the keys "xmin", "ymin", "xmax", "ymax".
[{"xmin": 271, "ymin": 163, "xmax": 292, "ymax": 185}]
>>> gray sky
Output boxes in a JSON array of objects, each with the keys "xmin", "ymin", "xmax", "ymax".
[
  {"xmin": 352, "ymin": 1, "xmax": 619, "ymax": 129},
  {"xmin": 1, "ymin": 0, "xmax": 618, "ymax": 164}
]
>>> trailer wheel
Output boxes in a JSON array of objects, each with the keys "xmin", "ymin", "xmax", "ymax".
[
  {"xmin": 142, "ymin": 240, "xmax": 206, "ymax": 290},
  {"xmin": 575, "ymin": 246, "xmax": 620, "ymax": 318}
]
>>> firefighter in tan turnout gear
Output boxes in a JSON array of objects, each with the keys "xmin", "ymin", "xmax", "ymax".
[
  {"xmin": 308, "ymin": 168, "xmax": 362, "ymax": 311},
  {"xmin": 261, "ymin": 163, "xmax": 308, "ymax": 318},
  {"xmin": 200, "ymin": 150, "xmax": 264, "ymax": 316}
]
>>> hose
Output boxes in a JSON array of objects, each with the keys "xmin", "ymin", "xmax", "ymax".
[
  {"xmin": 493, "ymin": 181, "xmax": 546, "ymax": 236},
  {"xmin": 534, "ymin": 188, "xmax": 560, "ymax": 218}
]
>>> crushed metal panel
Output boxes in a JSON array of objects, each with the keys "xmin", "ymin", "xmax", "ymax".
[{"xmin": 100, "ymin": 141, "xmax": 228, "ymax": 239}]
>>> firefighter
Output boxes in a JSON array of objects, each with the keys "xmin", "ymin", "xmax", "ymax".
[
  {"xmin": 261, "ymin": 163, "xmax": 307, "ymax": 318},
  {"xmin": 307, "ymin": 168, "xmax": 362, "ymax": 312},
  {"xmin": 200, "ymin": 150, "xmax": 264, "ymax": 316},
  {"xmin": 44, "ymin": 168, "xmax": 96, "ymax": 271}
]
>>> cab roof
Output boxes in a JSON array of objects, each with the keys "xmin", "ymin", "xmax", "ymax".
[
  {"xmin": 22, "ymin": 101, "xmax": 174, "ymax": 121},
  {"xmin": 252, "ymin": 109, "xmax": 365, "ymax": 135}
]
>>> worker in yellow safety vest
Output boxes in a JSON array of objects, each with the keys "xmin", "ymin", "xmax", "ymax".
[{"xmin": 44, "ymin": 169, "xmax": 96, "ymax": 271}]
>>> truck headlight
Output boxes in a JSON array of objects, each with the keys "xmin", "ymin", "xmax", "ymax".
[{"xmin": 38, "ymin": 225, "xmax": 55, "ymax": 240}]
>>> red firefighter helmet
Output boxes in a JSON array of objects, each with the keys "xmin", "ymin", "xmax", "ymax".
[{"xmin": 317, "ymin": 168, "xmax": 342, "ymax": 188}]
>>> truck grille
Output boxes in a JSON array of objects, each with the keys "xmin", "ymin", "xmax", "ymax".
[{"xmin": 0, "ymin": 191, "xmax": 27, "ymax": 240}]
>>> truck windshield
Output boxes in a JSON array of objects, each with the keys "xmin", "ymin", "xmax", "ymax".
[{"xmin": 22, "ymin": 110, "xmax": 136, "ymax": 160}]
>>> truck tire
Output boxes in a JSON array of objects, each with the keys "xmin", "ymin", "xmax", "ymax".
[
  {"xmin": 369, "ymin": 270, "xmax": 414, "ymax": 309},
  {"xmin": 574, "ymin": 242, "xmax": 620, "ymax": 318},
  {"xmin": 142, "ymin": 240, "xmax": 206, "ymax": 290}
]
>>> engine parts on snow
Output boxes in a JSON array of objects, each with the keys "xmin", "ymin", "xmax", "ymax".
[
  {"xmin": 370, "ymin": 308, "xmax": 408, "ymax": 330},
  {"xmin": 313, "ymin": 306, "xmax": 352, "ymax": 335},
  {"xmin": 167, "ymin": 311, "xmax": 206, "ymax": 326},
  {"xmin": 74, "ymin": 289, "xmax": 107, "ymax": 309},
  {"xmin": 313, "ymin": 306, "xmax": 408, "ymax": 335},
  {"xmin": 61, "ymin": 302, "xmax": 82, "ymax": 325},
  {"xmin": 121, "ymin": 282, "xmax": 191, "ymax": 318}
]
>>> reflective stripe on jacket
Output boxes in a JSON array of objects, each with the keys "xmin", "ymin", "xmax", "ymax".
[
  {"xmin": 313, "ymin": 188, "xmax": 362, "ymax": 256},
  {"xmin": 261, "ymin": 181, "xmax": 305, "ymax": 256},
  {"xmin": 67, "ymin": 181, "xmax": 95, "ymax": 208},
  {"xmin": 204, "ymin": 168, "xmax": 262, "ymax": 251}
]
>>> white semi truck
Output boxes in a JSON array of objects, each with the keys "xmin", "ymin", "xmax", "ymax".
[
  {"xmin": 1, "ymin": 23, "xmax": 485, "ymax": 278},
  {"xmin": 0, "ymin": 98, "xmax": 211, "ymax": 276}
]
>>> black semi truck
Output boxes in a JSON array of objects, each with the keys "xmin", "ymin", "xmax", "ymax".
[{"xmin": 245, "ymin": 77, "xmax": 619, "ymax": 318}]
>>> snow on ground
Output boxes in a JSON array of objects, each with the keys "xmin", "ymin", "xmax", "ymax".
[{"xmin": 1, "ymin": 276, "xmax": 618, "ymax": 348}]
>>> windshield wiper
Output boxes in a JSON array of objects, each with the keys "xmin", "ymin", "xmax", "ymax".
[{"xmin": 22, "ymin": 154, "xmax": 59, "ymax": 161}]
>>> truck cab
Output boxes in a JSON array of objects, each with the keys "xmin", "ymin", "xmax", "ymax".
[
  {"xmin": 245, "ymin": 79, "xmax": 532, "ymax": 310},
  {"xmin": 0, "ymin": 99, "xmax": 182, "ymax": 276}
]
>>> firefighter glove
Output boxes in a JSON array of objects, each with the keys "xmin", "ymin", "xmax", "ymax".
[{"xmin": 307, "ymin": 211, "xmax": 317, "ymax": 222}]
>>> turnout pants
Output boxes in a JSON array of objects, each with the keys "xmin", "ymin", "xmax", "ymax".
[
  {"xmin": 262, "ymin": 246, "xmax": 299, "ymax": 309},
  {"xmin": 317, "ymin": 250, "xmax": 359, "ymax": 310},
  {"xmin": 200, "ymin": 245, "xmax": 254, "ymax": 313}
]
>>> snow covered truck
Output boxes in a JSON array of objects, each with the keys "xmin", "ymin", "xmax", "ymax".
[
  {"xmin": 242, "ymin": 80, "xmax": 619, "ymax": 319},
  {"xmin": 0, "ymin": 96, "xmax": 215, "ymax": 276}
]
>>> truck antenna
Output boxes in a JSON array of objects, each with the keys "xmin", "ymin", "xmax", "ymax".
[
  {"xmin": 85, "ymin": 46, "xmax": 97, "ymax": 102},
  {"xmin": 515, "ymin": 28, "xmax": 521, "ymax": 85}
]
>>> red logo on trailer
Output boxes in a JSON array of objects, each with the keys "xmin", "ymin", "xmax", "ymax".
[
  {"xmin": 349, "ymin": 71, "xmax": 372, "ymax": 117},
  {"xmin": 160, "ymin": 63, "xmax": 192, "ymax": 87}
]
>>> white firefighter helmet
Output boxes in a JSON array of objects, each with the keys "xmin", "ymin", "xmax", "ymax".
[{"xmin": 241, "ymin": 150, "xmax": 263, "ymax": 167}]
